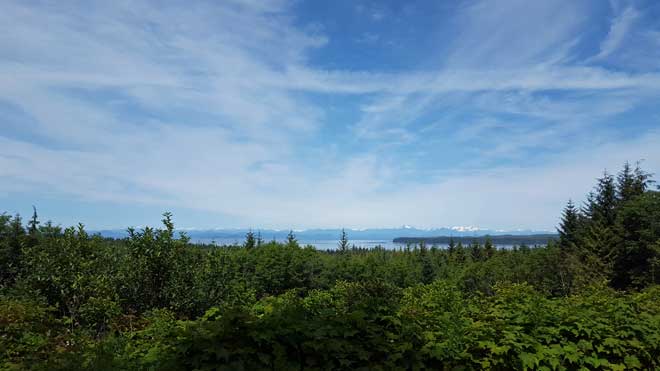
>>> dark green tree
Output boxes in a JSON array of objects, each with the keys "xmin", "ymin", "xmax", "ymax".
[
  {"xmin": 28, "ymin": 206, "xmax": 40, "ymax": 236},
  {"xmin": 469, "ymin": 240, "xmax": 482, "ymax": 262},
  {"xmin": 245, "ymin": 229, "xmax": 256, "ymax": 249},
  {"xmin": 589, "ymin": 171, "xmax": 618, "ymax": 228},
  {"xmin": 617, "ymin": 161, "xmax": 652, "ymax": 203},
  {"xmin": 483, "ymin": 236, "xmax": 495, "ymax": 259},
  {"xmin": 454, "ymin": 241, "xmax": 466, "ymax": 263},
  {"xmin": 558, "ymin": 200, "xmax": 580, "ymax": 252},
  {"xmin": 286, "ymin": 230, "xmax": 297, "ymax": 247},
  {"xmin": 448, "ymin": 237, "xmax": 456, "ymax": 255},
  {"xmin": 418, "ymin": 242, "xmax": 435, "ymax": 284},
  {"xmin": 338, "ymin": 228, "xmax": 349, "ymax": 253},
  {"xmin": 632, "ymin": 162, "xmax": 654, "ymax": 196},
  {"xmin": 1, "ymin": 214, "xmax": 27, "ymax": 284},
  {"xmin": 611, "ymin": 191, "xmax": 660, "ymax": 289}
]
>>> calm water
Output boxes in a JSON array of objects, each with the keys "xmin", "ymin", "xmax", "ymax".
[
  {"xmin": 193, "ymin": 238, "xmax": 521, "ymax": 250},
  {"xmin": 193, "ymin": 238, "xmax": 402, "ymax": 249}
]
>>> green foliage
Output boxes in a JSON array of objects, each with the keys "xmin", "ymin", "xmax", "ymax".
[
  {"xmin": 0, "ymin": 214, "xmax": 26, "ymax": 287},
  {"xmin": 120, "ymin": 213, "xmax": 190, "ymax": 312},
  {"xmin": 0, "ymin": 295, "xmax": 60, "ymax": 368},
  {"xmin": 64, "ymin": 282, "xmax": 660, "ymax": 370},
  {"xmin": 244, "ymin": 229, "xmax": 256, "ymax": 249},
  {"xmin": 611, "ymin": 191, "xmax": 660, "ymax": 289},
  {"xmin": 1, "ymin": 161, "xmax": 659, "ymax": 369}
]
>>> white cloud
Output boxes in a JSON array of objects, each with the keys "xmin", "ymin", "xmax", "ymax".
[
  {"xmin": 594, "ymin": 6, "xmax": 639, "ymax": 60},
  {"xmin": 1, "ymin": 0, "xmax": 659, "ymax": 230}
]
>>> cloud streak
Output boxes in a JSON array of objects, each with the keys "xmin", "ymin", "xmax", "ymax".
[
  {"xmin": 1, "ymin": 0, "xmax": 659, "ymax": 230},
  {"xmin": 595, "ymin": 6, "xmax": 639, "ymax": 60}
]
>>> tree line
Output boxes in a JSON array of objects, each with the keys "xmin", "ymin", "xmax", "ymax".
[{"xmin": 1, "ymin": 162, "xmax": 659, "ymax": 369}]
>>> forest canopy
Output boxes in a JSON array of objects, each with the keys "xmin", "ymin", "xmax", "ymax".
[{"xmin": 1, "ymin": 162, "xmax": 659, "ymax": 370}]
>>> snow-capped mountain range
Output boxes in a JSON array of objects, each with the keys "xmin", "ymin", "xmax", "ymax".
[{"xmin": 94, "ymin": 226, "xmax": 553, "ymax": 241}]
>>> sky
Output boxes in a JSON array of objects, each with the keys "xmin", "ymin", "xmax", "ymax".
[{"xmin": 1, "ymin": 0, "xmax": 660, "ymax": 230}]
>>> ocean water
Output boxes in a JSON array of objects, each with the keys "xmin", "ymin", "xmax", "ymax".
[
  {"xmin": 192, "ymin": 238, "xmax": 403, "ymax": 249},
  {"xmin": 192, "ymin": 238, "xmax": 524, "ymax": 250}
]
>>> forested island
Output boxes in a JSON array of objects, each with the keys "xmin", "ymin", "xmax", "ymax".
[
  {"xmin": 393, "ymin": 234, "xmax": 557, "ymax": 246},
  {"xmin": 1, "ymin": 162, "xmax": 659, "ymax": 369}
]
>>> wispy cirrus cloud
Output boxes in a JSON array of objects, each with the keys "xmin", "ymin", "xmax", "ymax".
[
  {"xmin": 1, "ymin": 0, "xmax": 659, "ymax": 230},
  {"xmin": 594, "ymin": 6, "xmax": 640, "ymax": 60}
]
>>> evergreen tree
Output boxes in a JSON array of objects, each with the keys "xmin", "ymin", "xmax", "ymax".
[
  {"xmin": 0, "ymin": 213, "xmax": 12, "ymax": 285},
  {"xmin": 244, "ymin": 229, "xmax": 256, "ymax": 249},
  {"xmin": 454, "ymin": 241, "xmax": 466, "ymax": 263},
  {"xmin": 616, "ymin": 161, "xmax": 652, "ymax": 204},
  {"xmin": 558, "ymin": 200, "xmax": 580, "ymax": 252},
  {"xmin": 256, "ymin": 231, "xmax": 263, "ymax": 247},
  {"xmin": 469, "ymin": 240, "xmax": 482, "ymax": 262},
  {"xmin": 632, "ymin": 162, "xmax": 654, "ymax": 195},
  {"xmin": 580, "ymin": 220, "xmax": 618, "ymax": 264},
  {"xmin": 40, "ymin": 220, "xmax": 62, "ymax": 238},
  {"xmin": 2, "ymin": 214, "xmax": 26, "ymax": 285},
  {"xmin": 286, "ymin": 230, "xmax": 297, "ymax": 246},
  {"xmin": 418, "ymin": 242, "xmax": 435, "ymax": 284},
  {"xmin": 580, "ymin": 191, "xmax": 596, "ymax": 221},
  {"xmin": 448, "ymin": 237, "xmax": 456, "ymax": 254},
  {"xmin": 28, "ymin": 206, "xmax": 40, "ymax": 236},
  {"xmin": 591, "ymin": 171, "xmax": 618, "ymax": 228},
  {"xmin": 338, "ymin": 229, "xmax": 349, "ymax": 253},
  {"xmin": 611, "ymin": 191, "xmax": 660, "ymax": 289},
  {"xmin": 617, "ymin": 162, "xmax": 637, "ymax": 203},
  {"xmin": 483, "ymin": 236, "xmax": 495, "ymax": 259}
]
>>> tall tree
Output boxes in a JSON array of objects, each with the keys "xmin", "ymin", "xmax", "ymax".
[
  {"xmin": 1, "ymin": 214, "xmax": 26, "ymax": 285},
  {"xmin": 418, "ymin": 242, "xmax": 435, "ymax": 284},
  {"xmin": 590, "ymin": 171, "xmax": 618, "ymax": 228},
  {"xmin": 28, "ymin": 206, "xmax": 40, "ymax": 236},
  {"xmin": 244, "ymin": 230, "xmax": 256, "ymax": 249},
  {"xmin": 483, "ymin": 236, "xmax": 495, "ymax": 259},
  {"xmin": 617, "ymin": 162, "xmax": 635, "ymax": 203},
  {"xmin": 469, "ymin": 240, "xmax": 482, "ymax": 262},
  {"xmin": 338, "ymin": 229, "xmax": 349, "ymax": 253},
  {"xmin": 632, "ymin": 162, "xmax": 654, "ymax": 196},
  {"xmin": 454, "ymin": 241, "xmax": 466, "ymax": 263},
  {"xmin": 558, "ymin": 200, "xmax": 580, "ymax": 252},
  {"xmin": 448, "ymin": 237, "xmax": 456, "ymax": 255},
  {"xmin": 286, "ymin": 230, "xmax": 297, "ymax": 247},
  {"xmin": 611, "ymin": 191, "xmax": 660, "ymax": 289}
]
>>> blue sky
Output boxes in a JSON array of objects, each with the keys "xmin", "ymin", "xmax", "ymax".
[{"xmin": 1, "ymin": 0, "xmax": 660, "ymax": 230}]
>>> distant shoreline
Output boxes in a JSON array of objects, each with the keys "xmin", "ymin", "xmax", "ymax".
[{"xmin": 393, "ymin": 234, "xmax": 557, "ymax": 245}]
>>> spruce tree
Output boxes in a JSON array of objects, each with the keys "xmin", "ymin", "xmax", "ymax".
[
  {"xmin": 3, "ymin": 214, "xmax": 26, "ymax": 284},
  {"xmin": 28, "ymin": 206, "xmax": 40, "ymax": 236},
  {"xmin": 558, "ymin": 200, "xmax": 580, "ymax": 251},
  {"xmin": 484, "ymin": 236, "xmax": 495, "ymax": 259},
  {"xmin": 470, "ymin": 240, "xmax": 482, "ymax": 262},
  {"xmin": 244, "ymin": 229, "xmax": 256, "ymax": 249},
  {"xmin": 448, "ymin": 237, "xmax": 456, "ymax": 254},
  {"xmin": 591, "ymin": 171, "xmax": 618, "ymax": 228},
  {"xmin": 26, "ymin": 206, "xmax": 40, "ymax": 248},
  {"xmin": 611, "ymin": 191, "xmax": 660, "ymax": 289},
  {"xmin": 418, "ymin": 242, "xmax": 435, "ymax": 284},
  {"xmin": 632, "ymin": 162, "xmax": 654, "ymax": 196},
  {"xmin": 338, "ymin": 228, "xmax": 349, "ymax": 253},
  {"xmin": 617, "ymin": 162, "xmax": 637, "ymax": 203},
  {"xmin": 286, "ymin": 230, "xmax": 297, "ymax": 246},
  {"xmin": 455, "ymin": 241, "xmax": 466, "ymax": 263}
]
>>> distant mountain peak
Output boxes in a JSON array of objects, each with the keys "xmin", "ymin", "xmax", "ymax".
[{"xmin": 450, "ymin": 225, "xmax": 484, "ymax": 232}]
